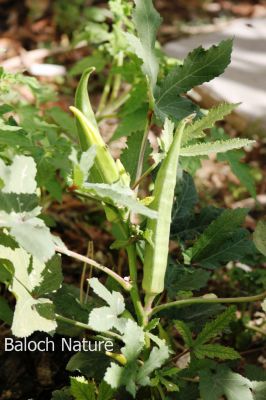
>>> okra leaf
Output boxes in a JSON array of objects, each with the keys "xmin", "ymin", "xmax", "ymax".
[
  {"xmin": 126, "ymin": 0, "xmax": 162, "ymax": 88},
  {"xmin": 121, "ymin": 319, "xmax": 145, "ymax": 362},
  {"xmin": 187, "ymin": 208, "xmax": 249, "ymax": 266},
  {"xmin": 0, "ymin": 296, "xmax": 13, "ymax": 325},
  {"xmin": 0, "ymin": 155, "xmax": 37, "ymax": 194},
  {"xmin": 174, "ymin": 320, "xmax": 193, "ymax": 347},
  {"xmin": 165, "ymin": 263, "xmax": 210, "ymax": 297},
  {"xmin": 0, "ymin": 156, "xmax": 56, "ymax": 262},
  {"xmin": 194, "ymin": 344, "xmax": 240, "ymax": 360},
  {"xmin": 0, "ymin": 245, "xmax": 57, "ymax": 337},
  {"xmin": 120, "ymin": 130, "xmax": 152, "ymax": 182},
  {"xmin": 137, "ymin": 334, "xmax": 170, "ymax": 386},
  {"xmin": 171, "ymin": 171, "xmax": 198, "ymax": 238},
  {"xmin": 88, "ymin": 278, "xmax": 126, "ymax": 333},
  {"xmin": 190, "ymin": 228, "xmax": 255, "ymax": 269},
  {"xmin": 199, "ymin": 366, "xmax": 253, "ymax": 400},
  {"xmin": 82, "ymin": 182, "xmax": 158, "ymax": 219},
  {"xmin": 155, "ymin": 39, "xmax": 233, "ymax": 121},
  {"xmin": 218, "ymin": 149, "xmax": 256, "ymax": 198},
  {"xmin": 253, "ymin": 220, "xmax": 266, "ymax": 256},
  {"xmin": 67, "ymin": 349, "xmax": 111, "ymax": 381},
  {"xmin": 182, "ymin": 102, "xmax": 238, "ymax": 145},
  {"xmin": 70, "ymin": 376, "xmax": 96, "ymax": 400},
  {"xmin": 111, "ymin": 104, "xmax": 148, "ymax": 141},
  {"xmin": 194, "ymin": 306, "xmax": 236, "ymax": 346},
  {"xmin": 180, "ymin": 138, "xmax": 255, "ymax": 157}
]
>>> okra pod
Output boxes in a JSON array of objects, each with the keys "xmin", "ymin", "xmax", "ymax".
[
  {"xmin": 72, "ymin": 67, "xmax": 119, "ymax": 184},
  {"xmin": 142, "ymin": 120, "xmax": 186, "ymax": 296}
]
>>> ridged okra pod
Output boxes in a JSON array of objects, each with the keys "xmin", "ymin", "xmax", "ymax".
[
  {"xmin": 142, "ymin": 120, "xmax": 186, "ymax": 296},
  {"xmin": 71, "ymin": 67, "xmax": 119, "ymax": 184}
]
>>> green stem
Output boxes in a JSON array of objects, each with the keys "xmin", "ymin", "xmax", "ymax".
[
  {"xmin": 55, "ymin": 314, "xmax": 122, "ymax": 341},
  {"xmin": 55, "ymin": 245, "xmax": 132, "ymax": 292},
  {"xmin": 110, "ymin": 51, "xmax": 123, "ymax": 101},
  {"xmin": 134, "ymin": 110, "xmax": 153, "ymax": 194},
  {"xmin": 245, "ymin": 324, "xmax": 266, "ymax": 336},
  {"xmin": 151, "ymin": 292, "xmax": 266, "ymax": 316},
  {"xmin": 131, "ymin": 162, "xmax": 157, "ymax": 190},
  {"xmin": 126, "ymin": 244, "xmax": 146, "ymax": 326},
  {"xmin": 97, "ymin": 73, "xmax": 112, "ymax": 115},
  {"xmin": 116, "ymin": 221, "xmax": 145, "ymax": 325}
]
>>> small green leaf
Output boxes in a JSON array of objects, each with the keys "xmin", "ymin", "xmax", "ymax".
[
  {"xmin": 155, "ymin": 39, "xmax": 233, "ymax": 121},
  {"xmin": 88, "ymin": 278, "xmax": 126, "ymax": 333},
  {"xmin": 0, "ymin": 296, "xmax": 13, "ymax": 324},
  {"xmin": 0, "ymin": 155, "xmax": 37, "ymax": 194},
  {"xmin": 182, "ymin": 103, "xmax": 238, "ymax": 144},
  {"xmin": 82, "ymin": 182, "xmax": 158, "ymax": 219},
  {"xmin": 70, "ymin": 376, "xmax": 96, "ymax": 400},
  {"xmin": 254, "ymin": 220, "xmax": 266, "ymax": 256},
  {"xmin": 194, "ymin": 344, "xmax": 240, "ymax": 360},
  {"xmin": 174, "ymin": 320, "xmax": 193, "ymax": 347},
  {"xmin": 194, "ymin": 306, "xmax": 236, "ymax": 346},
  {"xmin": 200, "ymin": 366, "xmax": 253, "ymax": 400},
  {"xmin": 111, "ymin": 105, "xmax": 148, "ymax": 141},
  {"xmin": 180, "ymin": 138, "xmax": 255, "ymax": 157},
  {"xmin": 126, "ymin": 0, "xmax": 162, "ymax": 88},
  {"xmin": 188, "ymin": 208, "xmax": 249, "ymax": 267}
]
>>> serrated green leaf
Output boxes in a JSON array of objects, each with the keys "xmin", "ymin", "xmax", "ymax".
[
  {"xmin": 192, "ymin": 228, "xmax": 254, "ymax": 269},
  {"xmin": 82, "ymin": 182, "xmax": 157, "ymax": 219},
  {"xmin": 67, "ymin": 351, "xmax": 111, "ymax": 381},
  {"xmin": 182, "ymin": 103, "xmax": 238, "ymax": 144},
  {"xmin": 0, "ymin": 296, "xmax": 13, "ymax": 324},
  {"xmin": 137, "ymin": 334, "xmax": 169, "ymax": 386},
  {"xmin": 88, "ymin": 278, "xmax": 126, "ymax": 333},
  {"xmin": 194, "ymin": 306, "xmax": 236, "ymax": 346},
  {"xmin": 165, "ymin": 263, "xmax": 210, "ymax": 297},
  {"xmin": 0, "ymin": 245, "xmax": 57, "ymax": 337},
  {"xmin": 70, "ymin": 376, "xmax": 96, "ymax": 400},
  {"xmin": 32, "ymin": 254, "xmax": 62, "ymax": 297},
  {"xmin": 47, "ymin": 106, "xmax": 77, "ymax": 139},
  {"xmin": 126, "ymin": 0, "xmax": 162, "ymax": 88},
  {"xmin": 188, "ymin": 208, "xmax": 249, "ymax": 267},
  {"xmin": 0, "ymin": 130, "xmax": 31, "ymax": 147},
  {"xmin": 121, "ymin": 319, "xmax": 145, "ymax": 362},
  {"xmin": 51, "ymin": 387, "xmax": 72, "ymax": 400},
  {"xmin": 180, "ymin": 138, "xmax": 255, "ymax": 157},
  {"xmin": 200, "ymin": 366, "xmax": 253, "ymax": 400},
  {"xmin": 254, "ymin": 220, "xmax": 266, "ymax": 257},
  {"xmin": 155, "ymin": 40, "xmax": 233, "ymax": 122},
  {"xmin": 174, "ymin": 320, "xmax": 193, "ymax": 347},
  {"xmin": 97, "ymin": 381, "xmax": 114, "ymax": 400},
  {"xmin": 0, "ymin": 208, "xmax": 55, "ymax": 263},
  {"xmin": 171, "ymin": 171, "xmax": 198, "ymax": 238},
  {"xmin": 218, "ymin": 149, "xmax": 256, "ymax": 198},
  {"xmin": 111, "ymin": 105, "xmax": 148, "ymax": 141},
  {"xmin": 194, "ymin": 344, "xmax": 240, "ymax": 360},
  {"xmin": 0, "ymin": 155, "xmax": 37, "ymax": 194}
]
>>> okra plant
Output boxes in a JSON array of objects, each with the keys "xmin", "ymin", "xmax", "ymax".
[{"xmin": 0, "ymin": 1, "xmax": 266, "ymax": 399}]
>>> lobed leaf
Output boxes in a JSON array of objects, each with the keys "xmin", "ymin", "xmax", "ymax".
[{"xmin": 180, "ymin": 138, "xmax": 255, "ymax": 157}]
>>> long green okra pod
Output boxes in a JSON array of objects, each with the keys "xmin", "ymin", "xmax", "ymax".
[
  {"xmin": 71, "ymin": 67, "xmax": 119, "ymax": 184},
  {"xmin": 142, "ymin": 120, "xmax": 187, "ymax": 299}
]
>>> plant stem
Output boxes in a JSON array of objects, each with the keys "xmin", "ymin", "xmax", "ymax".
[
  {"xmin": 151, "ymin": 292, "xmax": 266, "ymax": 316},
  {"xmin": 126, "ymin": 242, "xmax": 146, "ymax": 326},
  {"xmin": 97, "ymin": 73, "xmax": 112, "ymax": 115},
  {"xmin": 55, "ymin": 245, "xmax": 132, "ymax": 292},
  {"xmin": 134, "ymin": 109, "xmax": 153, "ymax": 193},
  {"xmin": 55, "ymin": 314, "xmax": 122, "ymax": 341},
  {"xmin": 131, "ymin": 162, "xmax": 156, "ymax": 190},
  {"xmin": 110, "ymin": 51, "xmax": 123, "ymax": 101},
  {"xmin": 80, "ymin": 241, "xmax": 93, "ymax": 304}
]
